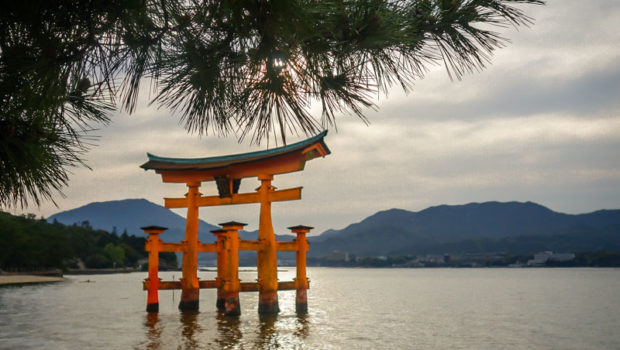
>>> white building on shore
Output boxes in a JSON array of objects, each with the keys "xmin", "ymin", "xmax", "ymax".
[{"xmin": 527, "ymin": 251, "xmax": 575, "ymax": 266}]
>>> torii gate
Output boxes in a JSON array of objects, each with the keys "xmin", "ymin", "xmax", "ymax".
[{"xmin": 140, "ymin": 131, "xmax": 330, "ymax": 314}]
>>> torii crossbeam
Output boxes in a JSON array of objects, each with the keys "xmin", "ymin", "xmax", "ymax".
[{"xmin": 140, "ymin": 131, "xmax": 330, "ymax": 314}]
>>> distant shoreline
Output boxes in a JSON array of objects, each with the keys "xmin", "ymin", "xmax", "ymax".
[
  {"xmin": 0, "ymin": 275, "xmax": 65, "ymax": 287},
  {"xmin": 64, "ymin": 268, "xmax": 139, "ymax": 275}
]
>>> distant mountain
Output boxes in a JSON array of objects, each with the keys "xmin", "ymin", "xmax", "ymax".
[
  {"xmin": 49, "ymin": 199, "xmax": 620, "ymax": 259},
  {"xmin": 308, "ymin": 201, "xmax": 620, "ymax": 256},
  {"xmin": 48, "ymin": 198, "xmax": 216, "ymax": 243},
  {"xmin": 47, "ymin": 199, "xmax": 294, "ymax": 266},
  {"xmin": 408, "ymin": 225, "xmax": 620, "ymax": 255},
  {"xmin": 47, "ymin": 198, "xmax": 294, "ymax": 265}
]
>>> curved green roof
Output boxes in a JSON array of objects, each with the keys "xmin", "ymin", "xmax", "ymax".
[{"xmin": 141, "ymin": 130, "xmax": 329, "ymax": 171}]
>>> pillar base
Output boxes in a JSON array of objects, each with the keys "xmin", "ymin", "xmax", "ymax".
[
  {"xmin": 224, "ymin": 294, "xmax": 241, "ymax": 316},
  {"xmin": 179, "ymin": 289, "xmax": 199, "ymax": 311},
  {"xmin": 146, "ymin": 303, "xmax": 159, "ymax": 313},
  {"xmin": 216, "ymin": 297, "xmax": 225, "ymax": 311},
  {"xmin": 178, "ymin": 299, "xmax": 199, "ymax": 311},
  {"xmin": 295, "ymin": 302, "xmax": 308, "ymax": 314},
  {"xmin": 258, "ymin": 291, "xmax": 279, "ymax": 314},
  {"xmin": 296, "ymin": 289, "xmax": 308, "ymax": 314}
]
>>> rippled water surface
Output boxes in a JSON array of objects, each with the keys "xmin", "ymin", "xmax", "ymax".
[{"xmin": 1, "ymin": 268, "xmax": 619, "ymax": 349}]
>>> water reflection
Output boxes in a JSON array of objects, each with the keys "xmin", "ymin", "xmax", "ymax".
[
  {"xmin": 255, "ymin": 314, "xmax": 278, "ymax": 349},
  {"xmin": 144, "ymin": 313, "xmax": 162, "ymax": 350},
  {"xmin": 215, "ymin": 312, "xmax": 242, "ymax": 348},
  {"xmin": 179, "ymin": 311, "xmax": 202, "ymax": 349},
  {"xmin": 294, "ymin": 313, "xmax": 310, "ymax": 340},
  {"xmin": 142, "ymin": 311, "xmax": 311, "ymax": 349}
]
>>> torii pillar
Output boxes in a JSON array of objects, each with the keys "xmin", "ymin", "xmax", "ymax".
[
  {"xmin": 143, "ymin": 225, "xmax": 168, "ymax": 313},
  {"xmin": 220, "ymin": 221, "xmax": 245, "ymax": 316},
  {"xmin": 257, "ymin": 175, "xmax": 279, "ymax": 313},
  {"xmin": 289, "ymin": 225, "xmax": 312, "ymax": 313},
  {"xmin": 179, "ymin": 181, "xmax": 201, "ymax": 311},
  {"xmin": 212, "ymin": 229, "xmax": 228, "ymax": 311}
]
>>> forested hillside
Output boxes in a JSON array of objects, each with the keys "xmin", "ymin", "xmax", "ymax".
[
  {"xmin": 308, "ymin": 202, "xmax": 620, "ymax": 256},
  {"xmin": 0, "ymin": 212, "xmax": 176, "ymax": 270}
]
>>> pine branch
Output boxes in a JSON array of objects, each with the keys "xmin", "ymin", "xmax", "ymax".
[{"xmin": 0, "ymin": 0, "xmax": 544, "ymax": 208}]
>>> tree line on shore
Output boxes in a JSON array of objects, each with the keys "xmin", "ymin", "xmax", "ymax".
[
  {"xmin": 3, "ymin": 210, "xmax": 618, "ymax": 270},
  {"xmin": 0, "ymin": 211, "xmax": 176, "ymax": 270}
]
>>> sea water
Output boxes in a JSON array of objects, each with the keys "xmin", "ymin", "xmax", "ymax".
[{"xmin": 1, "ymin": 268, "xmax": 619, "ymax": 349}]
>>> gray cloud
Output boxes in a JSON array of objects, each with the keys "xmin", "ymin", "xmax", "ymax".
[{"xmin": 375, "ymin": 56, "xmax": 620, "ymax": 124}]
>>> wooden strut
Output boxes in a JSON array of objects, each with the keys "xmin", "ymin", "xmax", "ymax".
[
  {"xmin": 164, "ymin": 187, "xmax": 302, "ymax": 209},
  {"xmin": 145, "ymin": 239, "xmax": 296, "ymax": 253},
  {"xmin": 143, "ymin": 280, "xmax": 299, "ymax": 291}
]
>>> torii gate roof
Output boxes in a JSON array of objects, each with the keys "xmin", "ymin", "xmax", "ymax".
[{"xmin": 141, "ymin": 131, "xmax": 330, "ymax": 183}]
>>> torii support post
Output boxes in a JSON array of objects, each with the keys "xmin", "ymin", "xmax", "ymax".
[
  {"xmin": 257, "ymin": 175, "xmax": 279, "ymax": 314},
  {"xmin": 142, "ymin": 225, "xmax": 168, "ymax": 313},
  {"xmin": 220, "ymin": 221, "xmax": 245, "ymax": 316},
  {"xmin": 212, "ymin": 229, "xmax": 228, "ymax": 311},
  {"xmin": 289, "ymin": 225, "xmax": 312, "ymax": 314},
  {"xmin": 179, "ymin": 181, "xmax": 201, "ymax": 311}
]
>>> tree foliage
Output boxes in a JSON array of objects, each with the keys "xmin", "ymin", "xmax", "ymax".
[
  {"xmin": 0, "ymin": 211, "xmax": 177, "ymax": 269},
  {"xmin": 0, "ymin": 0, "xmax": 543, "ymax": 208}
]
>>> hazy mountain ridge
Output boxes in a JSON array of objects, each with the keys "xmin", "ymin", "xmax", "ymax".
[
  {"xmin": 47, "ymin": 199, "xmax": 620, "ymax": 258},
  {"xmin": 308, "ymin": 201, "xmax": 620, "ymax": 256},
  {"xmin": 48, "ymin": 199, "xmax": 215, "ymax": 243},
  {"xmin": 47, "ymin": 198, "xmax": 294, "ymax": 244}
]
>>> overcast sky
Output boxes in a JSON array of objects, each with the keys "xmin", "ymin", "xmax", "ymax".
[{"xmin": 14, "ymin": 0, "xmax": 620, "ymax": 236}]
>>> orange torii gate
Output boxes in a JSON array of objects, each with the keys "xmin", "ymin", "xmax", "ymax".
[{"xmin": 140, "ymin": 131, "xmax": 330, "ymax": 315}]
